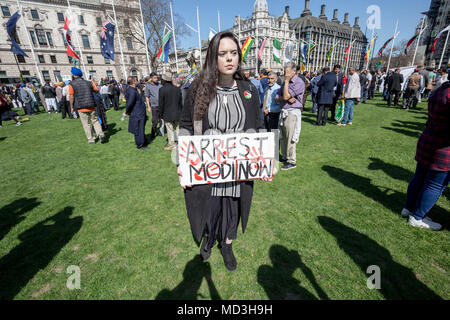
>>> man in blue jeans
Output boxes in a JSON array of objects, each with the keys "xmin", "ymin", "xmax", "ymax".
[
  {"xmin": 401, "ymin": 81, "xmax": 449, "ymax": 231},
  {"xmin": 338, "ymin": 68, "xmax": 360, "ymax": 126}
]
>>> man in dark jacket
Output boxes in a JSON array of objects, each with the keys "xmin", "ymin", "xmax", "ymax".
[
  {"xmin": 387, "ymin": 68, "xmax": 404, "ymax": 107},
  {"xmin": 41, "ymin": 81, "xmax": 58, "ymax": 113},
  {"xmin": 109, "ymin": 81, "xmax": 121, "ymax": 111},
  {"xmin": 159, "ymin": 71, "xmax": 182, "ymax": 151},
  {"xmin": 125, "ymin": 76, "xmax": 148, "ymax": 150},
  {"xmin": 316, "ymin": 66, "xmax": 338, "ymax": 126},
  {"xmin": 330, "ymin": 65, "xmax": 344, "ymax": 120},
  {"xmin": 68, "ymin": 67, "xmax": 104, "ymax": 144}
]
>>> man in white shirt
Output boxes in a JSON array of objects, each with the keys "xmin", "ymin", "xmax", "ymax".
[{"xmin": 338, "ymin": 67, "xmax": 360, "ymax": 126}]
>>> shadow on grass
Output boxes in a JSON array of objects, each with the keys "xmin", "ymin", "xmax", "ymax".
[
  {"xmin": 0, "ymin": 198, "xmax": 41, "ymax": 241},
  {"xmin": 103, "ymin": 123, "xmax": 122, "ymax": 142},
  {"xmin": 155, "ymin": 255, "xmax": 221, "ymax": 300},
  {"xmin": 0, "ymin": 137, "xmax": 6, "ymax": 142},
  {"xmin": 381, "ymin": 126, "xmax": 420, "ymax": 138},
  {"xmin": 368, "ymin": 157, "xmax": 413, "ymax": 183},
  {"xmin": 257, "ymin": 245, "xmax": 329, "ymax": 300},
  {"xmin": 391, "ymin": 120, "xmax": 425, "ymax": 132},
  {"xmin": 0, "ymin": 206, "xmax": 82, "ymax": 299},
  {"xmin": 322, "ymin": 165, "xmax": 450, "ymax": 228},
  {"xmin": 301, "ymin": 113, "xmax": 318, "ymax": 126},
  {"xmin": 318, "ymin": 216, "xmax": 442, "ymax": 299}
]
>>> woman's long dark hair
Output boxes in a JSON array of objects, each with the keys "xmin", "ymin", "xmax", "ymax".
[{"xmin": 190, "ymin": 31, "xmax": 247, "ymax": 120}]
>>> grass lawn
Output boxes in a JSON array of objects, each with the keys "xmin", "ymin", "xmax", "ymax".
[{"xmin": 0, "ymin": 94, "xmax": 448, "ymax": 300}]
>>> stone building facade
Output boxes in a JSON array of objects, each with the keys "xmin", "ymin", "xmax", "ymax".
[{"xmin": 0, "ymin": 0, "xmax": 147, "ymax": 84}]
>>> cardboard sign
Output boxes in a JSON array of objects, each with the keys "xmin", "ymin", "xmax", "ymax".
[{"xmin": 178, "ymin": 132, "xmax": 275, "ymax": 186}]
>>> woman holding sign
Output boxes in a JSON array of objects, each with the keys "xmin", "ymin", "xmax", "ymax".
[{"xmin": 179, "ymin": 31, "xmax": 269, "ymax": 272}]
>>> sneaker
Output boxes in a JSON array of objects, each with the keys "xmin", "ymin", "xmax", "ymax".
[
  {"xmin": 88, "ymin": 141, "xmax": 96, "ymax": 145},
  {"xmin": 98, "ymin": 135, "xmax": 105, "ymax": 144},
  {"xmin": 281, "ymin": 163, "xmax": 296, "ymax": 171},
  {"xmin": 200, "ymin": 235, "xmax": 211, "ymax": 262},
  {"xmin": 337, "ymin": 123, "xmax": 346, "ymax": 126},
  {"xmin": 347, "ymin": 122, "xmax": 353, "ymax": 125},
  {"xmin": 120, "ymin": 113, "xmax": 127, "ymax": 121},
  {"xmin": 16, "ymin": 122, "xmax": 22, "ymax": 126},
  {"xmin": 220, "ymin": 242, "xmax": 237, "ymax": 272},
  {"xmin": 401, "ymin": 208, "xmax": 412, "ymax": 218},
  {"xmin": 408, "ymin": 216, "xmax": 442, "ymax": 231}
]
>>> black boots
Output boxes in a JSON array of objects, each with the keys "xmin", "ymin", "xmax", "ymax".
[{"xmin": 220, "ymin": 242, "xmax": 237, "ymax": 272}]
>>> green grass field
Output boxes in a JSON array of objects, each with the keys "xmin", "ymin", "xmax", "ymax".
[{"xmin": 0, "ymin": 94, "xmax": 449, "ymax": 300}]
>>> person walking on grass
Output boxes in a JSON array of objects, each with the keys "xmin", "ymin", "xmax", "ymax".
[
  {"xmin": 402, "ymin": 68, "xmax": 423, "ymax": 110},
  {"xmin": 41, "ymin": 81, "xmax": 58, "ymax": 113},
  {"xmin": 0, "ymin": 90, "xmax": 22, "ymax": 127},
  {"xmin": 68, "ymin": 67, "xmax": 104, "ymax": 145},
  {"xmin": 145, "ymin": 73, "xmax": 164, "ymax": 139},
  {"xmin": 19, "ymin": 84, "xmax": 34, "ymax": 116},
  {"xmin": 401, "ymin": 81, "xmax": 449, "ymax": 231},
  {"xmin": 387, "ymin": 68, "xmax": 403, "ymax": 107},
  {"xmin": 159, "ymin": 71, "xmax": 182, "ymax": 151},
  {"xmin": 261, "ymin": 71, "xmax": 281, "ymax": 130},
  {"xmin": 125, "ymin": 76, "xmax": 148, "ymax": 150},
  {"xmin": 277, "ymin": 62, "xmax": 305, "ymax": 170},
  {"xmin": 338, "ymin": 67, "xmax": 360, "ymax": 127},
  {"xmin": 179, "ymin": 31, "xmax": 272, "ymax": 272}
]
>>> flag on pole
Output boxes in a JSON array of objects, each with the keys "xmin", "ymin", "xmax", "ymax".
[
  {"xmin": 326, "ymin": 45, "xmax": 335, "ymax": 62},
  {"xmin": 241, "ymin": 36, "xmax": 254, "ymax": 63},
  {"xmin": 100, "ymin": 20, "xmax": 115, "ymax": 61},
  {"xmin": 404, "ymin": 31, "xmax": 421, "ymax": 55},
  {"xmin": 345, "ymin": 40, "xmax": 356, "ymax": 61},
  {"xmin": 258, "ymin": 37, "xmax": 267, "ymax": 62},
  {"xmin": 273, "ymin": 38, "xmax": 282, "ymax": 63},
  {"xmin": 6, "ymin": 12, "xmax": 28, "ymax": 57},
  {"xmin": 365, "ymin": 37, "xmax": 376, "ymax": 62},
  {"xmin": 306, "ymin": 42, "xmax": 316, "ymax": 56},
  {"xmin": 299, "ymin": 42, "xmax": 307, "ymax": 63},
  {"xmin": 157, "ymin": 29, "xmax": 172, "ymax": 63},
  {"xmin": 378, "ymin": 36, "xmax": 394, "ymax": 56},
  {"xmin": 64, "ymin": 17, "xmax": 80, "ymax": 60},
  {"xmin": 432, "ymin": 25, "xmax": 450, "ymax": 53},
  {"xmin": 284, "ymin": 41, "xmax": 295, "ymax": 62},
  {"xmin": 208, "ymin": 29, "xmax": 216, "ymax": 41}
]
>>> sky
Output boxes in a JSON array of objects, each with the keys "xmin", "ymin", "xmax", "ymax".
[{"xmin": 171, "ymin": 0, "xmax": 430, "ymax": 53}]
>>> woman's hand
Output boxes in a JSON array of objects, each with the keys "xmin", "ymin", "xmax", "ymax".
[
  {"xmin": 261, "ymin": 167, "xmax": 277, "ymax": 182},
  {"xmin": 178, "ymin": 166, "xmax": 192, "ymax": 189}
]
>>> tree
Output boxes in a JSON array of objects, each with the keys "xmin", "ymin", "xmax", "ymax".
[{"xmin": 121, "ymin": 0, "xmax": 191, "ymax": 73}]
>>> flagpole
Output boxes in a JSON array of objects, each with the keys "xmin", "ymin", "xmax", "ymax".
[
  {"xmin": 315, "ymin": 29, "xmax": 321, "ymax": 72},
  {"xmin": 255, "ymin": 21, "xmax": 259, "ymax": 73},
  {"xmin": 110, "ymin": 0, "xmax": 127, "ymax": 80},
  {"xmin": 66, "ymin": 0, "xmax": 87, "ymax": 76},
  {"xmin": 16, "ymin": 0, "xmax": 44, "ymax": 85},
  {"xmin": 330, "ymin": 30, "xmax": 336, "ymax": 69},
  {"xmin": 386, "ymin": 21, "xmax": 398, "ymax": 72},
  {"xmin": 138, "ymin": 0, "xmax": 151, "ymax": 74},
  {"xmin": 196, "ymin": 7, "xmax": 202, "ymax": 69},
  {"xmin": 412, "ymin": 16, "xmax": 426, "ymax": 67},
  {"xmin": 345, "ymin": 27, "xmax": 354, "ymax": 76},
  {"xmin": 169, "ymin": 1, "xmax": 179, "ymax": 72},
  {"xmin": 438, "ymin": 29, "xmax": 449, "ymax": 69},
  {"xmin": 218, "ymin": 10, "xmax": 221, "ymax": 32},
  {"xmin": 365, "ymin": 28, "xmax": 374, "ymax": 70}
]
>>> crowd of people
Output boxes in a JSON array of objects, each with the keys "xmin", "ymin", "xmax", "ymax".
[{"xmin": 0, "ymin": 31, "xmax": 449, "ymax": 244}]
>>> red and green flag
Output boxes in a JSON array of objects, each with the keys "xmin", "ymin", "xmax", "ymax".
[
  {"xmin": 241, "ymin": 36, "xmax": 254, "ymax": 63},
  {"xmin": 157, "ymin": 29, "xmax": 172, "ymax": 63},
  {"xmin": 432, "ymin": 25, "xmax": 450, "ymax": 52},
  {"xmin": 404, "ymin": 32, "xmax": 420, "ymax": 55},
  {"xmin": 378, "ymin": 36, "xmax": 394, "ymax": 56}
]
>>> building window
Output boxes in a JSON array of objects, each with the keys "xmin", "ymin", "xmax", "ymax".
[
  {"xmin": 130, "ymin": 56, "xmax": 135, "ymax": 64},
  {"xmin": 31, "ymin": 9, "xmax": 39, "ymax": 20},
  {"xmin": 96, "ymin": 17, "xmax": 102, "ymax": 26},
  {"xmin": 30, "ymin": 31, "xmax": 37, "ymax": 46},
  {"xmin": 104, "ymin": 57, "xmax": 110, "ymax": 64},
  {"xmin": 131, "ymin": 70, "xmax": 138, "ymax": 76},
  {"xmin": 124, "ymin": 18, "xmax": 129, "ymax": 28},
  {"xmin": 89, "ymin": 71, "xmax": 96, "ymax": 79},
  {"xmin": 87, "ymin": 56, "xmax": 94, "ymax": 64},
  {"xmin": 0, "ymin": 71, "xmax": 7, "ymax": 77},
  {"xmin": 38, "ymin": 55, "xmax": 45, "ymax": 63},
  {"xmin": 106, "ymin": 70, "xmax": 113, "ymax": 78},
  {"xmin": 2, "ymin": 6, "xmax": 11, "ymax": 17},
  {"xmin": 46, "ymin": 32, "xmax": 53, "ymax": 46},
  {"xmin": 126, "ymin": 37, "xmax": 133, "ymax": 49},
  {"xmin": 79, "ymin": 15, "xmax": 85, "ymax": 25},
  {"xmin": 42, "ymin": 71, "xmax": 50, "ymax": 82},
  {"xmin": 82, "ymin": 35, "xmax": 90, "ymax": 49},
  {"xmin": 22, "ymin": 71, "xmax": 30, "ymax": 76},
  {"xmin": 50, "ymin": 55, "xmax": 57, "ymax": 63},
  {"xmin": 36, "ymin": 29, "xmax": 47, "ymax": 45},
  {"xmin": 57, "ymin": 12, "xmax": 64, "ymax": 22},
  {"xmin": 17, "ymin": 55, "xmax": 26, "ymax": 63},
  {"xmin": 62, "ymin": 33, "xmax": 67, "ymax": 47}
]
